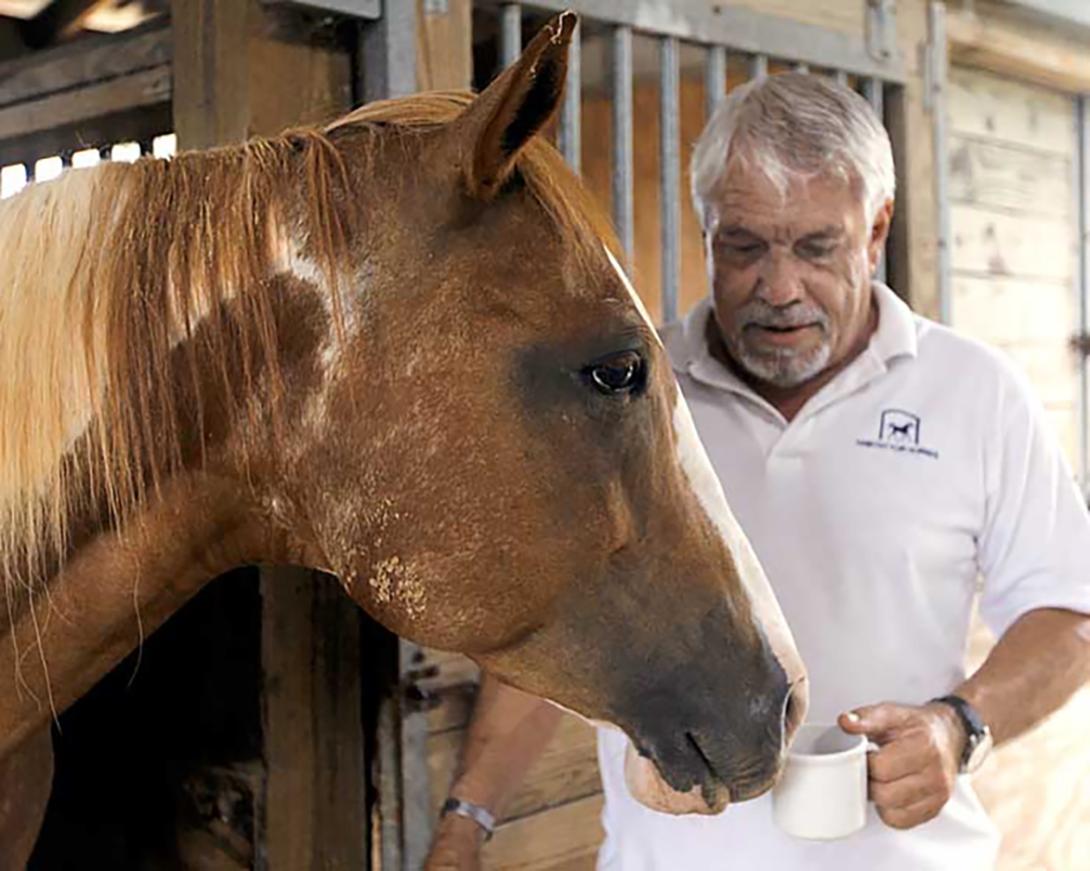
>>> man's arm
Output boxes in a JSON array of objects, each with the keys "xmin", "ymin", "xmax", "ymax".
[
  {"xmin": 840, "ymin": 607, "xmax": 1090, "ymax": 830},
  {"xmin": 957, "ymin": 607, "xmax": 1090, "ymax": 744},
  {"xmin": 425, "ymin": 672, "xmax": 563, "ymax": 870}
]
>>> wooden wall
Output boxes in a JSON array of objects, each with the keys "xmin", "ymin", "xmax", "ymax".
[
  {"xmin": 947, "ymin": 65, "xmax": 1081, "ymax": 466},
  {"xmin": 948, "ymin": 60, "xmax": 1090, "ymax": 871}
]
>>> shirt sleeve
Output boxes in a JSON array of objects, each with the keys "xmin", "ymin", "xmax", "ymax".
[{"xmin": 977, "ymin": 361, "xmax": 1090, "ymax": 638}]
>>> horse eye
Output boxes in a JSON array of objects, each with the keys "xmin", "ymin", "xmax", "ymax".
[{"xmin": 584, "ymin": 351, "xmax": 646, "ymax": 396}]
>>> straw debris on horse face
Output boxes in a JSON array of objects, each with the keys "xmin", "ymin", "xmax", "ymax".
[{"xmin": 0, "ymin": 12, "xmax": 805, "ymax": 855}]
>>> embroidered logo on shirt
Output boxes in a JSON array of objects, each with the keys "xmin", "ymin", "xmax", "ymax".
[{"xmin": 856, "ymin": 408, "xmax": 939, "ymax": 458}]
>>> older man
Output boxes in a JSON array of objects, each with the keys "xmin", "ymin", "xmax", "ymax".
[{"xmin": 425, "ymin": 74, "xmax": 1090, "ymax": 870}]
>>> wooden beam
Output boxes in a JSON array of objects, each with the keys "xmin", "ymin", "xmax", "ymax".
[
  {"xmin": 948, "ymin": 5, "xmax": 1090, "ymax": 94},
  {"xmin": 0, "ymin": 23, "xmax": 171, "ymax": 109},
  {"xmin": 0, "ymin": 63, "xmax": 169, "ymax": 142},
  {"xmin": 416, "ymin": 0, "xmax": 471, "ymax": 91},
  {"xmin": 170, "ymin": 0, "xmax": 250, "ymax": 148},
  {"xmin": 260, "ymin": 570, "xmax": 367, "ymax": 870}
]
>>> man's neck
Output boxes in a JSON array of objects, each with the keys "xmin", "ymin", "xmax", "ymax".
[{"xmin": 707, "ymin": 298, "xmax": 879, "ymax": 423}]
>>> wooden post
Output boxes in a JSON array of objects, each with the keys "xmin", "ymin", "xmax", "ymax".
[
  {"xmin": 170, "ymin": 3, "xmax": 363, "ymax": 868},
  {"xmin": 416, "ymin": 0, "xmax": 473, "ymax": 91}
]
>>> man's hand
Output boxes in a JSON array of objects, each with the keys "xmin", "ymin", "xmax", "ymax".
[
  {"xmin": 424, "ymin": 812, "xmax": 485, "ymax": 871},
  {"xmin": 838, "ymin": 702, "xmax": 965, "ymax": 831}
]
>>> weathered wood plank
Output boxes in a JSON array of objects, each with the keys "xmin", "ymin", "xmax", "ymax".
[
  {"xmin": 483, "ymin": 794, "xmax": 604, "ymax": 871},
  {"xmin": 260, "ymin": 569, "xmax": 368, "ymax": 870},
  {"xmin": 0, "ymin": 63, "xmax": 169, "ymax": 141},
  {"xmin": 416, "ymin": 0, "xmax": 471, "ymax": 91},
  {"xmin": 170, "ymin": 0, "xmax": 250, "ymax": 148},
  {"xmin": 0, "ymin": 21, "xmax": 170, "ymax": 108},
  {"xmin": 948, "ymin": 2, "xmax": 1090, "ymax": 95},
  {"xmin": 948, "ymin": 66, "xmax": 1076, "ymax": 158},
  {"xmin": 428, "ymin": 713, "xmax": 601, "ymax": 823},
  {"xmin": 951, "ymin": 204, "xmax": 1075, "ymax": 284},
  {"xmin": 949, "ymin": 135, "xmax": 1072, "ymax": 219}
]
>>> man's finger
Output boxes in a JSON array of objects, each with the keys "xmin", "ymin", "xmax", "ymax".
[
  {"xmin": 868, "ymin": 733, "xmax": 930, "ymax": 783},
  {"xmin": 869, "ymin": 771, "xmax": 937, "ymax": 809},
  {"xmin": 877, "ymin": 794, "xmax": 945, "ymax": 831}
]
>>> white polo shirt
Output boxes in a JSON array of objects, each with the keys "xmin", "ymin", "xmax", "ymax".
[{"xmin": 596, "ymin": 283, "xmax": 1090, "ymax": 871}]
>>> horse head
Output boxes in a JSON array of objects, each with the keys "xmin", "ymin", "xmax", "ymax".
[{"xmin": 268, "ymin": 13, "xmax": 807, "ymax": 813}]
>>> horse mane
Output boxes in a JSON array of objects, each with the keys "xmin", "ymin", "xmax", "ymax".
[{"xmin": 0, "ymin": 89, "xmax": 618, "ymax": 636}]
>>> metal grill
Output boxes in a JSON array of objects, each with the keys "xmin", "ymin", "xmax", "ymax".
[{"xmin": 482, "ymin": 1, "xmax": 903, "ymax": 323}]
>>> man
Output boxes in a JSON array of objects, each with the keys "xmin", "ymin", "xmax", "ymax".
[{"xmin": 425, "ymin": 74, "xmax": 1090, "ymax": 870}]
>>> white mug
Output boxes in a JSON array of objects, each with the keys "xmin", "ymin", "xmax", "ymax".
[{"xmin": 772, "ymin": 723, "xmax": 873, "ymax": 840}]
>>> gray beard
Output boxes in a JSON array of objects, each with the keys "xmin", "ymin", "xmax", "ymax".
[{"xmin": 731, "ymin": 337, "xmax": 833, "ymax": 388}]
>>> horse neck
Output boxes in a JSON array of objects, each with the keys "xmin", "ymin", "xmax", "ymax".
[
  {"xmin": 0, "ymin": 278, "xmax": 328, "ymax": 764},
  {"xmin": 0, "ymin": 448, "xmax": 270, "ymax": 761}
]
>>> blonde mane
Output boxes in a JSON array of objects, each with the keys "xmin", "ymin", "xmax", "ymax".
[{"xmin": 0, "ymin": 90, "xmax": 617, "ymax": 640}]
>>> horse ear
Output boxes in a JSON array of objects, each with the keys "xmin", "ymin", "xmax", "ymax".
[{"xmin": 458, "ymin": 10, "xmax": 576, "ymax": 200}]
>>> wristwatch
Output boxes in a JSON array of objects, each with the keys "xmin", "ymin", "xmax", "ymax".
[
  {"xmin": 931, "ymin": 694, "xmax": 993, "ymax": 773},
  {"xmin": 440, "ymin": 797, "xmax": 496, "ymax": 841}
]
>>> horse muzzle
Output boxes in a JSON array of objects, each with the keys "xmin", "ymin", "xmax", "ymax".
[{"xmin": 619, "ymin": 675, "xmax": 808, "ymax": 815}]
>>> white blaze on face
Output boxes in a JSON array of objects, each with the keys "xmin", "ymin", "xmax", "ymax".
[
  {"xmin": 671, "ymin": 395, "xmax": 804, "ymax": 693},
  {"xmin": 605, "ymin": 246, "xmax": 662, "ymax": 347},
  {"xmin": 605, "ymin": 242, "xmax": 801, "ymax": 688}
]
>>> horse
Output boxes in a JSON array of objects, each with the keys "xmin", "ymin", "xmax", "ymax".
[{"xmin": 0, "ymin": 12, "xmax": 806, "ymax": 861}]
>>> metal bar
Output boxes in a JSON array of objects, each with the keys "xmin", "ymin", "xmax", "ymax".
[
  {"xmin": 660, "ymin": 34, "xmax": 680, "ymax": 324},
  {"xmin": 472, "ymin": 0, "xmax": 905, "ymax": 82},
  {"xmin": 612, "ymin": 25, "xmax": 635, "ymax": 259},
  {"xmin": 835, "ymin": 69, "xmax": 849, "ymax": 87},
  {"xmin": 928, "ymin": 1, "xmax": 951, "ymax": 325},
  {"xmin": 794, "ymin": 62, "xmax": 810, "ymax": 74},
  {"xmin": 1078, "ymin": 95, "xmax": 1090, "ymax": 490},
  {"xmin": 705, "ymin": 43, "xmax": 727, "ymax": 119},
  {"xmin": 500, "ymin": 3, "xmax": 521, "ymax": 70},
  {"xmin": 750, "ymin": 53, "xmax": 768, "ymax": 81},
  {"xmin": 358, "ymin": 0, "xmax": 417, "ymax": 103},
  {"xmin": 558, "ymin": 17, "xmax": 581, "ymax": 171},
  {"xmin": 863, "ymin": 76, "xmax": 885, "ymax": 119},
  {"xmin": 863, "ymin": 76, "xmax": 888, "ymax": 284}
]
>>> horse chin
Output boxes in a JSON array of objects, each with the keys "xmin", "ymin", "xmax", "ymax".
[{"xmin": 623, "ymin": 744, "xmax": 730, "ymax": 815}]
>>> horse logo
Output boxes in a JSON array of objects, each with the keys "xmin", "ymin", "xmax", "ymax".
[{"xmin": 879, "ymin": 409, "xmax": 920, "ymax": 445}]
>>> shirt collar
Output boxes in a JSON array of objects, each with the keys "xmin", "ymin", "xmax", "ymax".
[{"xmin": 677, "ymin": 282, "xmax": 918, "ymax": 401}]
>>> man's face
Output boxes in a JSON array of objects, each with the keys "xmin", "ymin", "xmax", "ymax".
[{"xmin": 703, "ymin": 163, "xmax": 891, "ymax": 388}]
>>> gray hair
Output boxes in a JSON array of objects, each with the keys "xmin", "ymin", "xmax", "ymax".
[{"xmin": 690, "ymin": 73, "xmax": 895, "ymax": 229}]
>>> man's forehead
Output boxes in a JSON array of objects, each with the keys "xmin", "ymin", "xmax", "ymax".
[{"xmin": 708, "ymin": 165, "xmax": 864, "ymax": 234}]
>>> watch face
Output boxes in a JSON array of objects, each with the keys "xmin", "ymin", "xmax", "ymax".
[{"xmin": 964, "ymin": 730, "xmax": 994, "ymax": 773}]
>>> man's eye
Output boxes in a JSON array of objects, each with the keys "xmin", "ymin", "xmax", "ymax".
[
  {"xmin": 798, "ymin": 241, "xmax": 835, "ymax": 259},
  {"xmin": 583, "ymin": 351, "xmax": 647, "ymax": 396}
]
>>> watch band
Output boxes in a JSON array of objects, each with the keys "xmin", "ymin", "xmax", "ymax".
[
  {"xmin": 441, "ymin": 797, "xmax": 496, "ymax": 841},
  {"xmin": 930, "ymin": 694, "xmax": 988, "ymax": 771}
]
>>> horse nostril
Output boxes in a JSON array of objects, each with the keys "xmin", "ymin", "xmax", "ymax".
[{"xmin": 781, "ymin": 679, "xmax": 807, "ymax": 745}]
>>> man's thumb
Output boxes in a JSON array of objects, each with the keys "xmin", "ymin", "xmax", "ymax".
[{"xmin": 839, "ymin": 703, "xmax": 908, "ymax": 735}]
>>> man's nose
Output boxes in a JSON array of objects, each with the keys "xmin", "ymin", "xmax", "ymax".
[{"xmin": 756, "ymin": 251, "xmax": 805, "ymax": 307}]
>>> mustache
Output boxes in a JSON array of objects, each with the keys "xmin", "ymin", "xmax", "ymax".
[{"xmin": 737, "ymin": 301, "xmax": 830, "ymax": 330}]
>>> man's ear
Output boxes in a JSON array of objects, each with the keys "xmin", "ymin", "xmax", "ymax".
[
  {"xmin": 454, "ymin": 11, "xmax": 576, "ymax": 200},
  {"xmin": 868, "ymin": 198, "xmax": 894, "ymax": 275}
]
